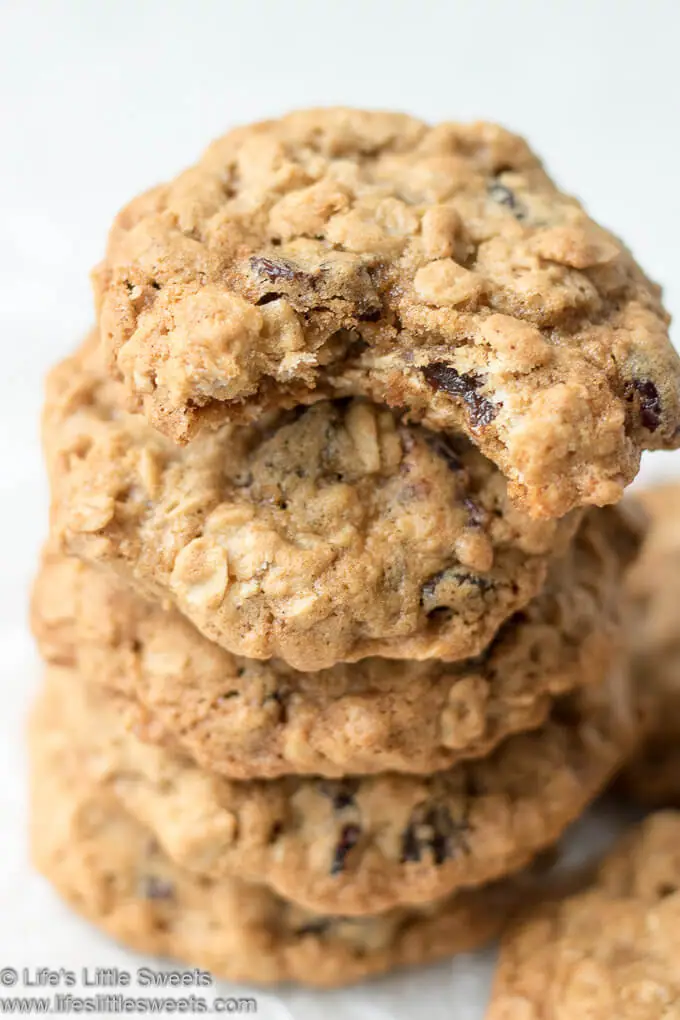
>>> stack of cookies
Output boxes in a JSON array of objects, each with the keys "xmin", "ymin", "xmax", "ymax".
[{"xmin": 30, "ymin": 110, "xmax": 680, "ymax": 987}]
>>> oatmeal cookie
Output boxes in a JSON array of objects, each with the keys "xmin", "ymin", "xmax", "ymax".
[
  {"xmin": 93, "ymin": 109, "xmax": 680, "ymax": 518},
  {"xmin": 621, "ymin": 484, "xmax": 680, "ymax": 805},
  {"xmin": 44, "ymin": 337, "xmax": 577, "ymax": 671},
  {"xmin": 29, "ymin": 717, "xmax": 556, "ymax": 989},
  {"xmin": 487, "ymin": 812, "xmax": 680, "ymax": 1019},
  {"xmin": 35, "ymin": 663, "xmax": 637, "ymax": 915},
  {"xmin": 31, "ymin": 507, "xmax": 633, "ymax": 778}
]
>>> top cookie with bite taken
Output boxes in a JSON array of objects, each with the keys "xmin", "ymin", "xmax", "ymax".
[{"xmin": 94, "ymin": 108, "xmax": 680, "ymax": 518}]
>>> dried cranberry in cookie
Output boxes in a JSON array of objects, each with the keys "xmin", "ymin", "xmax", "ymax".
[{"xmin": 94, "ymin": 109, "xmax": 680, "ymax": 517}]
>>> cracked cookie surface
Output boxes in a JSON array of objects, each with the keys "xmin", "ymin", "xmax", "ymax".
[
  {"xmin": 35, "ymin": 663, "xmax": 637, "ymax": 915},
  {"xmin": 94, "ymin": 108, "xmax": 680, "ymax": 518},
  {"xmin": 44, "ymin": 338, "xmax": 577, "ymax": 671},
  {"xmin": 621, "ymin": 484, "xmax": 680, "ymax": 806},
  {"xmin": 29, "ymin": 714, "xmax": 555, "ymax": 989},
  {"xmin": 32, "ymin": 507, "xmax": 632, "ymax": 778},
  {"xmin": 487, "ymin": 812, "xmax": 680, "ymax": 1019}
]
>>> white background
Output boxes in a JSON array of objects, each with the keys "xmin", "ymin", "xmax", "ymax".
[{"xmin": 0, "ymin": 0, "xmax": 678, "ymax": 1016}]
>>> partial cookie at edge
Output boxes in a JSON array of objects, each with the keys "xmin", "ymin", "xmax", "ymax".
[
  {"xmin": 620, "ymin": 484, "xmax": 680, "ymax": 805},
  {"xmin": 486, "ymin": 812, "xmax": 680, "ymax": 1019}
]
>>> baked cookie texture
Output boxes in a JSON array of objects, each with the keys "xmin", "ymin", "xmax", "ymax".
[
  {"xmin": 622, "ymin": 484, "xmax": 680, "ymax": 805},
  {"xmin": 31, "ymin": 507, "xmax": 632, "ymax": 778},
  {"xmin": 93, "ymin": 109, "xmax": 680, "ymax": 518},
  {"xmin": 44, "ymin": 337, "xmax": 580, "ymax": 672},
  {"xmin": 486, "ymin": 812, "xmax": 680, "ymax": 1019},
  {"xmin": 29, "ymin": 712, "xmax": 567, "ymax": 990},
  {"xmin": 36, "ymin": 663, "xmax": 637, "ymax": 916}
]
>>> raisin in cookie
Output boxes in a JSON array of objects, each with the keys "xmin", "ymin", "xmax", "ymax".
[
  {"xmin": 31, "ymin": 506, "xmax": 633, "ymax": 778},
  {"xmin": 487, "ymin": 812, "xmax": 680, "ymax": 1018},
  {"xmin": 36, "ymin": 663, "xmax": 637, "ymax": 916},
  {"xmin": 29, "ymin": 723, "xmax": 560, "ymax": 990},
  {"xmin": 93, "ymin": 108, "xmax": 680, "ymax": 518},
  {"xmin": 621, "ymin": 484, "xmax": 680, "ymax": 805},
  {"xmin": 44, "ymin": 337, "xmax": 577, "ymax": 672}
]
